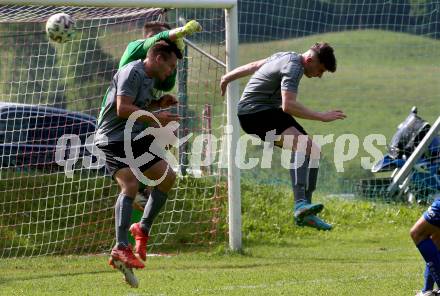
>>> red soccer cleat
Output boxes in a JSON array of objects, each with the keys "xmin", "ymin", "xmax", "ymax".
[
  {"xmin": 110, "ymin": 245, "xmax": 144, "ymax": 269},
  {"xmin": 108, "ymin": 256, "xmax": 139, "ymax": 288},
  {"xmin": 129, "ymin": 223, "xmax": 149, "ymax": 261}
]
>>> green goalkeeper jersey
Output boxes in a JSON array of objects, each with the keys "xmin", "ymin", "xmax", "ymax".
[
  {"xmin": 98, "ymin": 31, "xmax": 178, "ymax": 124},
  {"xmin": 118, "ymin": 31, "xmax": 177, "ymax": 92}
]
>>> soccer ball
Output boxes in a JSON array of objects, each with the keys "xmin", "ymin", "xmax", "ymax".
[{"xmin": 46, "ymin": 13, "xmax": 76, "ymax": 43}]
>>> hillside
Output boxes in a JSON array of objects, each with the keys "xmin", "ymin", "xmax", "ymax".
[{"xmin": 238, "ymin": 30, "xmax": 440, "ymax": 187}]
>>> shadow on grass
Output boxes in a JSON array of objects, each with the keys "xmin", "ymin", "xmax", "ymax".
[{"xmin": 0, "ymin": 268, "xmax": 114, "ymax": 285}]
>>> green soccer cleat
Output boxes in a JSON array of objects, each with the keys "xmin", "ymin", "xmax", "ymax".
[
  {"xmin": 294, "ymin": 201, "xmax": 324, "ymax": 222},
  {"xmin": 296, "ymin": 215, "xmax": 333, "ymax": 231}
]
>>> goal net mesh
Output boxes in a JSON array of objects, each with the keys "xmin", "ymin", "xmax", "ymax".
[{"xmin": 0, "ymin": 5, "xmax": 228, "ymax": 258}]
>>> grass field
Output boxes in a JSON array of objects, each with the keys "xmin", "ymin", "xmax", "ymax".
[
  {"xmin": 0, "ymin": 190, "xmax": 429, "ymax": 296},
  {"xmin": 1, "ymin": 28, "xmax": 439, "ymax": 296}
]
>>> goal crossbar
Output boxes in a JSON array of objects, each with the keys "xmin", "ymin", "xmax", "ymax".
[{"xmin": 0, "ymin": 0, "xmax": 237, "ymax": 9}]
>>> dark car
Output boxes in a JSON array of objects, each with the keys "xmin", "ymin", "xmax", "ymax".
[{"xmin": 0, "ymin": 102, "xmax": 97, "ymax": 171}]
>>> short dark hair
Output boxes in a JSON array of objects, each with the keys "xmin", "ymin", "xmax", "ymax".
[
  {"xmin": 311, "ymin": 42, "xmax": 336, "ymax": 72},
  {"xmin": 143, "ymin": 21, "xmax": 171, "ymax": 38},
  {"xmin": 148, "ymin": 40, "xmax": 183, "ymax": 60}
]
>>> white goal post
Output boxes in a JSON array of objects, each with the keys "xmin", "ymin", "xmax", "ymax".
[{"xmin": 0, "ymin": 0, "xmax": 242, "ymax": 253}]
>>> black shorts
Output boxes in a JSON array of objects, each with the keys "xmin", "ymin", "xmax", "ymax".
[
  {"xmin": 238, "ymin": 108, "xmax": 307, "ymax": 140},
  {"xmin": 97, "ymin": 135, "xmax": 163, "ymax": 177}
]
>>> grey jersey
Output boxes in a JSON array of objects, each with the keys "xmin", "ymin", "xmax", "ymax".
[
  {"xmin": 95, "ymin": 60, "xmax": 157, "ymax": 145},
  {"xmin": 237, "ymin": 52, "xmax": 304, "ymax": 115}
]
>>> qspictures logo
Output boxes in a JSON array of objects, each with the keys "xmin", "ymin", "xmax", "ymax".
[{"xmin": 55, "ymin": 111, "xmax": 388, "ymax": 184}]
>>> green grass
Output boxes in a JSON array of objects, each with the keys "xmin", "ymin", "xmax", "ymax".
[{"xmin": 0, "ymin": 193, "xmax": 427, "ymax": 296}]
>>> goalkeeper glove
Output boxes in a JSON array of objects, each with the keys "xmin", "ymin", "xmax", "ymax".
[
  {"xmin": 175, "ymin": 20, "xmax": 202, "ymax": 38},
  {"xmin": 175, "ymin": 38, "xmax": 185, "ymax": 55}
]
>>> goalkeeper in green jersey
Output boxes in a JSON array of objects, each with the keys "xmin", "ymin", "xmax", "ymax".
[
  {"xmin": 113, "ymin": 20, "xmax": 202, "ymax": 211},
  {"xmin": 99, "ymin": 19, "xmax": 201, "ymax": 123},
  {"xmin": 119, "ymin": 19, "xmax": 202, "ymax": 92}
]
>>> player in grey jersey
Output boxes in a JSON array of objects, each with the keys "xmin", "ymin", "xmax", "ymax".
[
  {"xmin": 95, "ymin": 40, "xmax": 181, "ymax": 286},
  {"xmin": 220, "ymin": 42, "xmax": 346, "ymax": 231}
]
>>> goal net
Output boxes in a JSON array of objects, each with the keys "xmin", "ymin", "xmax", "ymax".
[{"xmin": 0, "ymin": 4, "xmax": 229, "ymax": 257}]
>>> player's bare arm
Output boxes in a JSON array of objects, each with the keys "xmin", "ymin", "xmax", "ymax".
[
  {"xmin": 281, "ymin": 90, "xmax": 346, "ymax": 122},
  {"xmin": 158, "ymin": 94, "xmax": 178, "ymax": 108},
  {"xmin": 220, "ymin": 58, "xmax": 267, "ymax": 96},
  {"xmin": 147, "ymin": 94, "xmax": 178, "ymax": 111},
  {"xmin": 116, "ymin": 95, "xmax": 179, "ymax": 125}
]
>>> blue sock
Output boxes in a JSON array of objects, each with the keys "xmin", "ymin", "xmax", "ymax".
[
  {"xmin": 417, "ymin": 238, "xmax": 440, "ymax": 287},
  {"xmin": 423, "ymin": 263, "xmax": 435, "ymax": 292}
]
